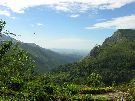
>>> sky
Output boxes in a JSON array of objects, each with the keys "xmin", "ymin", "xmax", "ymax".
[{"xmin": 0, "ymin": 0, "xmax": 135, "ymax": 50}]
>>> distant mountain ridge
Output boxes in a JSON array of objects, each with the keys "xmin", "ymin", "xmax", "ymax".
[
  {"xmin": 52, "ymin": 48, "xmax": 89, "ymax": 57},
  {"xmin": 20, "ymin": 42, "xmax": 82, "ymax": 72},
  {"xmin": 0, "ymin": 35, "xmax": 82, "ymax": 72}
]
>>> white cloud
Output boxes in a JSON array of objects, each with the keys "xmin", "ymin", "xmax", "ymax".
[
  {"xmin": 0, "ymin": 10, "xmax": 10, "ymax": 16},
  {"xmin": 70, "ymin": 14, "xmax": 79, "ymax": 18},
  {"xmin": 86, "ymin": 15, "xmax": 135, "ymax": 29},
  {"xmin": 11, "ymin": 17, "xmax": 16, "ymax": 19},
  {"xmin": 0, "ymin": 0, "xmax": 134, "ymax": 14},
  {"xmin": 37, "ymin": 23, "xmax": 44, "ymax": 26},
  {"xmin": 96, "ymin": 18, "xmax": 107, "ymax": 21}
]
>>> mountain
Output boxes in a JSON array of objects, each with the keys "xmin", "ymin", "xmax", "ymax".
[
  {"xmin": 103, "ymin": 29, "xmax": 135, "ymax": 44},
  {"xmin": 55, "ymin": 29, "xmax": 135, "ymax": 85},
  {"xmin": 20, "ymin": 43, "xmax": 82, "ymax": 72},
  {"xmin": 52, "ymin": 48, "xmax": 89, "ymax": 57},
  {"xmin": 0, "ymin": 35, "xmax": 82, "ymax": 72}
]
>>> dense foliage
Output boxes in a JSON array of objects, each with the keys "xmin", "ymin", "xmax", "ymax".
[{"xmin": 1, "ymin": 20, "xmax": 135, "ymax": 100}]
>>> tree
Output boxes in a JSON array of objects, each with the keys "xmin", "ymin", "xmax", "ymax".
[{"xmin": 0, "ymin": 19, "xmax": 36, "ymax": 100}]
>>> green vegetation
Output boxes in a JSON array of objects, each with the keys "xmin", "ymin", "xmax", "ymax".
[
  {"xmin": 20, "ymin": 43, "xmax": 82, "ymax": 72},
  {"xmin": 1, "ymin": 34, "xmax": 82, "ymax": 72},
  {"xmin": 55, "ymin": 29, "xmax": 135, "ymax": 85},
  {"xmin": 1, "ymin": 20, "xmax": 135, "ymax": 100}
]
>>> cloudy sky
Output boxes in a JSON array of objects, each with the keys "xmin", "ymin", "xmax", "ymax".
[{"xmin": 0, "ymin": 0, "xmax": 135, "ymax": 50}]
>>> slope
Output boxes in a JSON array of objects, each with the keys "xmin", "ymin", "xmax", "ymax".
[
  {"xmin": 1, "ymin": 35, "xmax": 82, "ymax": 72},
  {"xmin": 55, "ymin": 29, "xmax": 135, "ymax": 85},
  {"xmin": 20, "ymin": 43, "xmax": 82, "ymax": 72}
]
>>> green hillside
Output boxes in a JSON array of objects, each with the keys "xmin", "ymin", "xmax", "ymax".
[
  {"xmin": 19, "ymin": 42, "xmax": 82, "ymax": 72},
  {"xmin": 55, "ymin": 29, "xmax": 135, "ymax": 84},
  {"xmin": 0, "ymin": 34, "xmax": 82, "ymax": 72}
]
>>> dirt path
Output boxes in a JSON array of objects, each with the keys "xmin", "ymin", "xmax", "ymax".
[{"xmin": 93, "ymin": 91, "xmax": 129, "ymax": 101}]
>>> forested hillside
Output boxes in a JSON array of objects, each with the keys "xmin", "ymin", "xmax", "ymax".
[
  {"xmin": 55, "ymin": 29, "xmax": 135, "ymax": 84},
  {"xmin": 1, "ymin": 34, "xmax": 82, "ymax": 72},
  {"xmin": 20, "ymin": 43, "xmax": 82, "ymax": 72}
]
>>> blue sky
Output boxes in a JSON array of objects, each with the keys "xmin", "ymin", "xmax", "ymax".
[{"xmin": 0, "ymin": 0, "xmax": 135, "ymax": 50}]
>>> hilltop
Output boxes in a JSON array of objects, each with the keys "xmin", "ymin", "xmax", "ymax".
[{"xmin": 103, "ymin": 29, "xmax": 135, "ymax": 44}]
